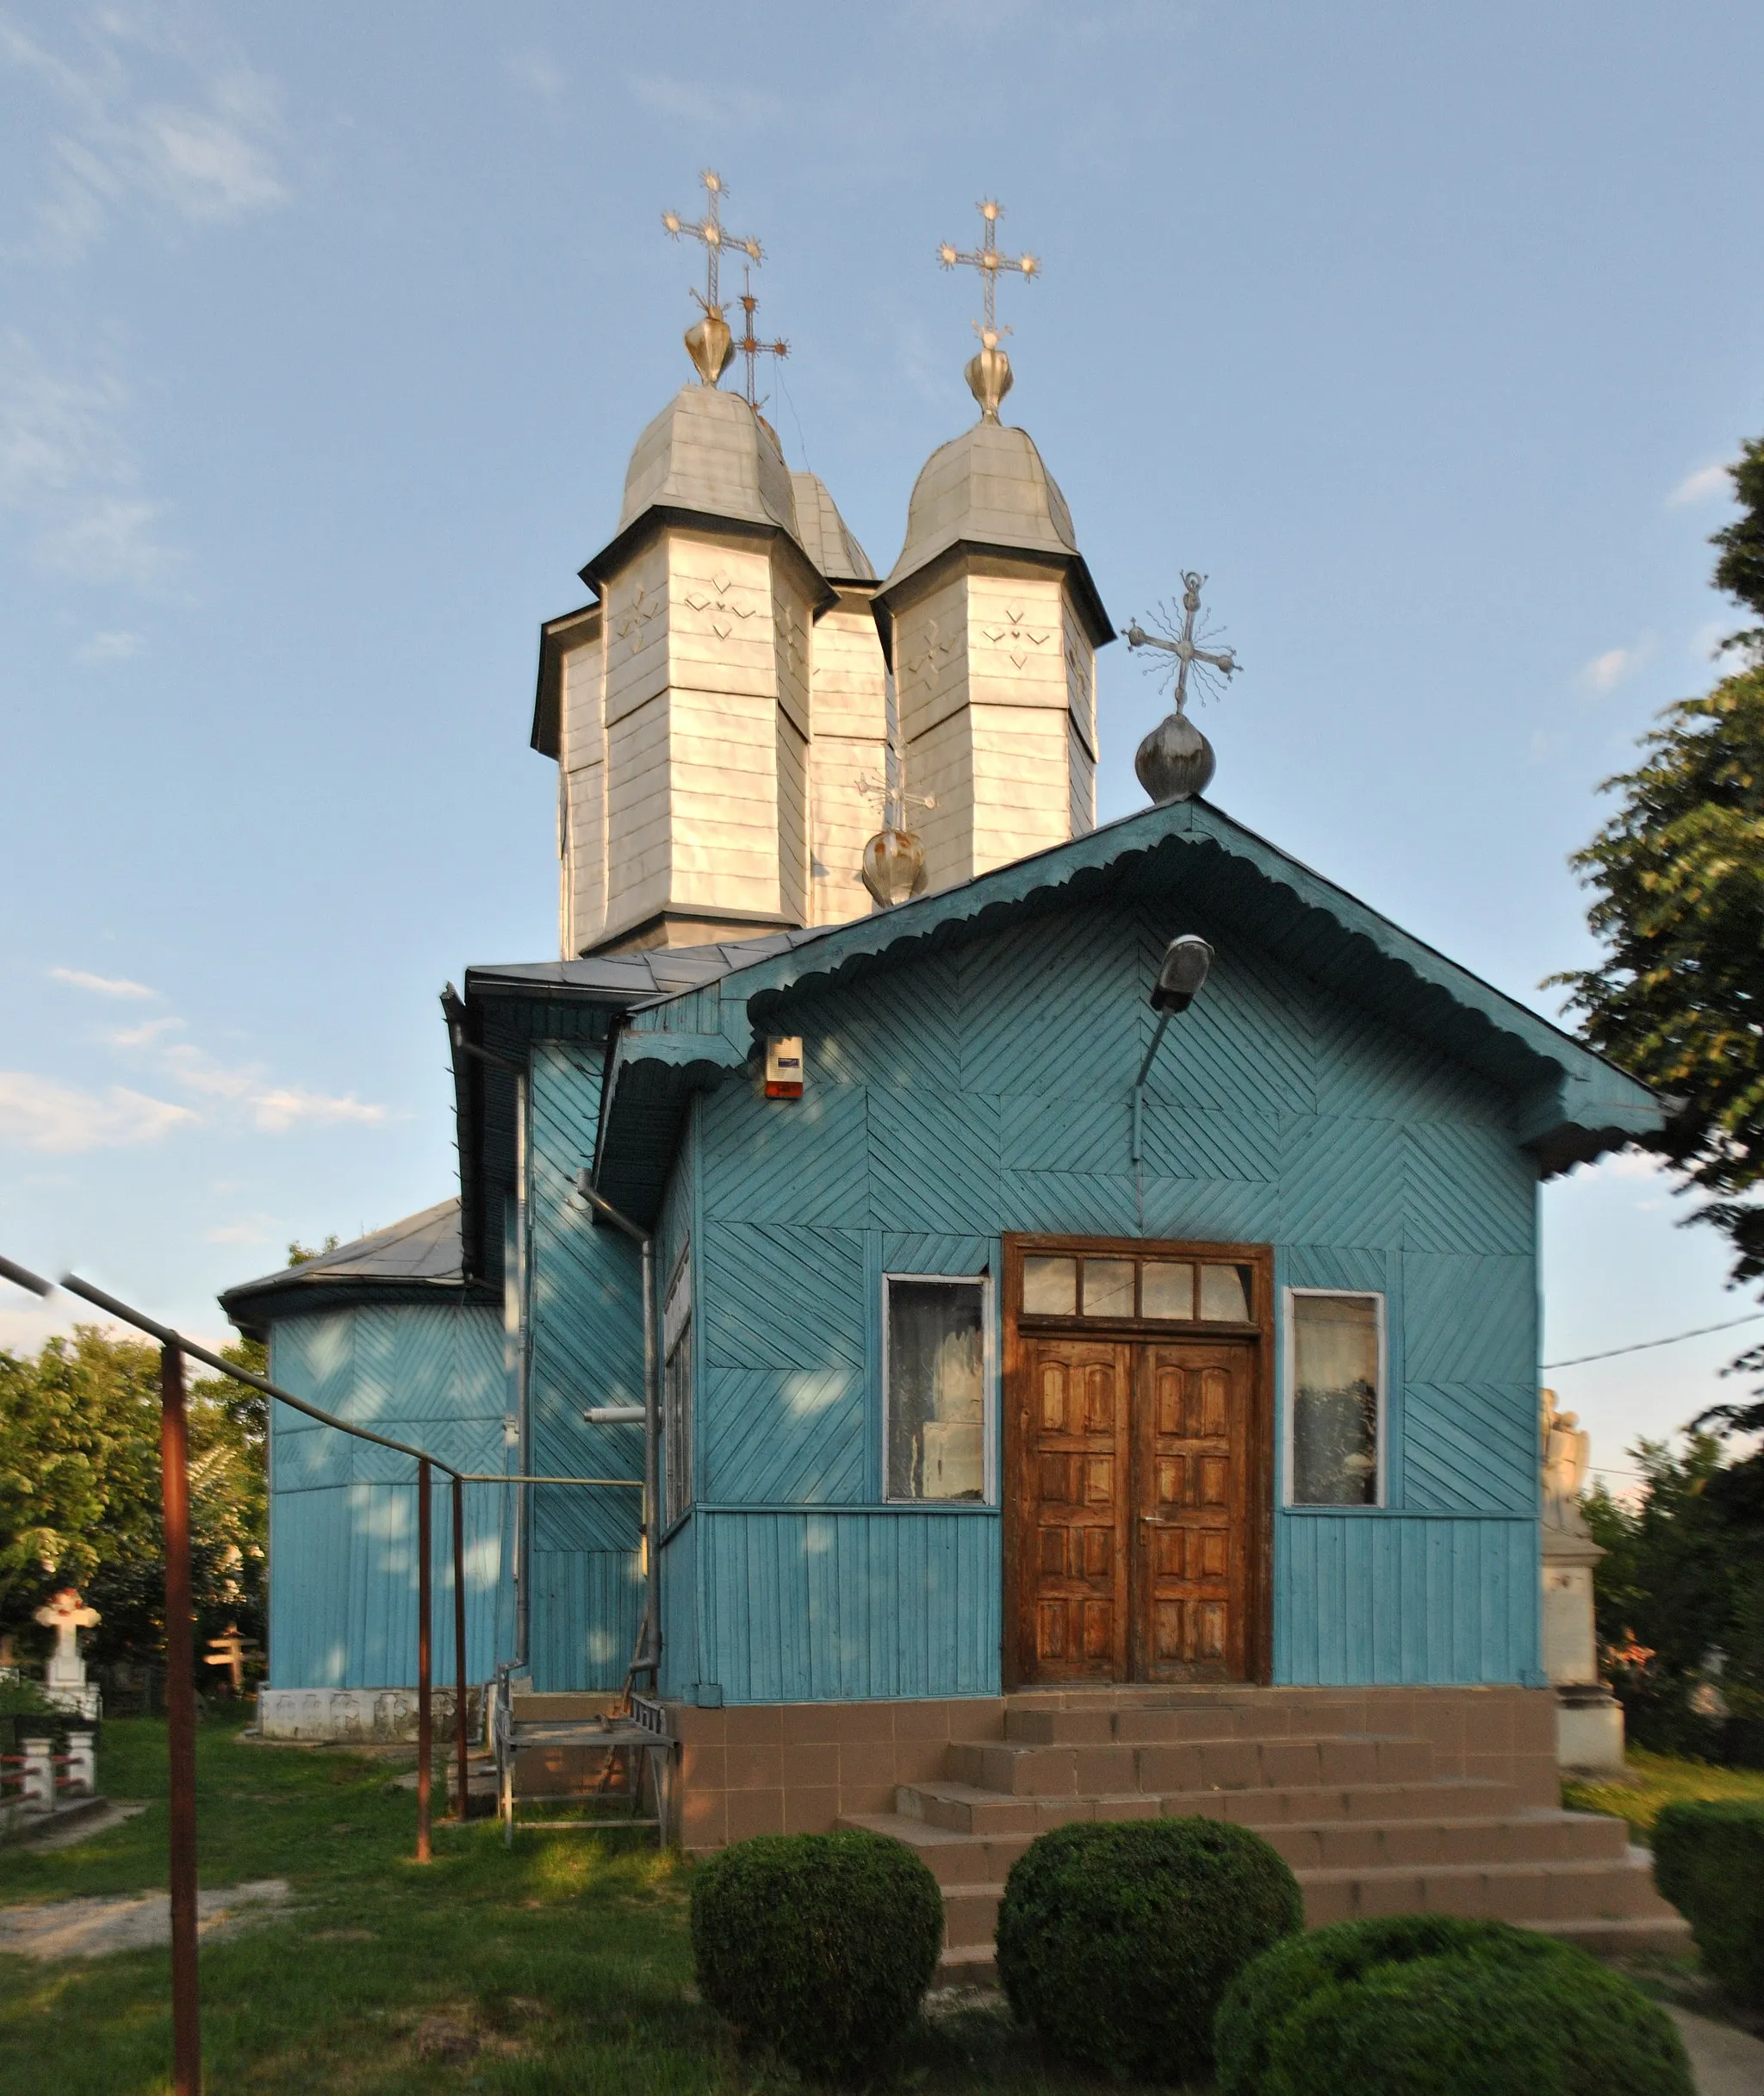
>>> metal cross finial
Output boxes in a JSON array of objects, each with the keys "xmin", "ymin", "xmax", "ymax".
[
  {"xmin": 662, "ymin": 169, "xmax": 763, "ymax": 318},
  {"xmin": 938, "ymin": 196, "xmax": 1040, "ymax": 343},
  {"xmin": 735, "ymin": 264, "xmax": 789, "ymax": 410},
  {"xmin": 1124, "ymin": 571, "xmax": 1240, "ymax": 715}
]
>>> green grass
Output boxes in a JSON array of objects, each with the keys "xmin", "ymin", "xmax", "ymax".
[
  {"xmin": 1563, "ymin": 1747, "xmax": 1764, "ymax": 1843},
  {"xmin": 0, "ymin": 1720, "xmax": 1186, "ymax": 2093}
]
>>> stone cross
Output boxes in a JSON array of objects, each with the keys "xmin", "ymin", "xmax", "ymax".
[{"xmin": 34, "ymin": 1588, "xmax": 99, "ymax": 1685}]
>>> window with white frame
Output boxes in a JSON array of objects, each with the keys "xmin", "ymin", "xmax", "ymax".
[
  {"xmin": 885, "ymin": 1275, "xmax": 991, "ymax": 1502},
  {"xmin": 1287, "ymin": 1290, "xmax": 1383, "ymax": 1507},
  {"xmin": 662, "ymin": 1250, "xmax": 693, "ymax": 1523}
]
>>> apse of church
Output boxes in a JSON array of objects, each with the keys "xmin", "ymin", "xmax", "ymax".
[{"xmin": 531, "ymin": 182, "xmax": 1107, "ymax": 955}]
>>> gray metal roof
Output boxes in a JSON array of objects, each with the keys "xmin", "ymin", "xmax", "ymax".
[
  {"xmin": 219, "ymin": 1197, "xmax": 469, "ymax": 1335},
  {"xmin": 463, "ymin": 927, "xmax": 831, "ymax": 1006},
  {"xmin": 790, "ymin": 471, "xmax": 877, "ymax": 586}
]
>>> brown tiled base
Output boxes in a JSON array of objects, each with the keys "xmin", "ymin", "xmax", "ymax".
[{"xmin": 645, "ymin": 1685, "xmax": 1557, "ymax": 1853}]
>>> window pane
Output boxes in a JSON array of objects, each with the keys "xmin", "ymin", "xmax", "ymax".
[
  {"xmin": 1141, "ymin": 1261, "xmax": 1195, "ymax": 1320},
  {"xmin": 1198, "ymin": 1264, "xmax": 1252, "ymax": 1321},
  {"xmin": 888, "ymin": 1281, "xmax": 985, "ymax": 1501},
  {"xmin": 664, "ymin": 1320, "xmax": 693, "ymax": 1523},
  {"xmin": 1083, "ymin": 1258, "xmax": 1135, "ymax": 1318},
  {"xmin": 1292, "ymin": 1294, "xmax": 1380, "ymax": 1506},
  {"xmin": 1022, "ymin": 1255, "xmax": 1078, "ymax": 1315}
]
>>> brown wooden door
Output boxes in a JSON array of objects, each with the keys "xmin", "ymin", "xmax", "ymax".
[
  {"xmin": 1015, "ymin": 1336, "xmax": 1130, "ymax": 1682},
  {"xmin": 1134, "ymin": 1341, "xmax": 1253, "ymax": 1682}
]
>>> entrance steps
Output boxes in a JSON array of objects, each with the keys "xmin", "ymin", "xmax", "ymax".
[{"xmin": 836, "ymin": 1688, "xmax": 1686, "ymax": 1972}]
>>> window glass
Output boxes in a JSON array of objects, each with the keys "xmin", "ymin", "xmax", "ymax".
[
  {"xmin": 1083, "ymin": 1258, "xmax": 1135, "ymax": 1318},
  {"xmin": 1141, "ymin": 1260, "xmax": 1195, "ymax": 1320},
  {"xmin": 1291, "ymin": 1293, "xmax": 1381, "ymax": 1506},
  {"xmin": 887, "ymin": 1280, "xmax": 986, "ymax": 1501},
  {"xmin": 1022, "ymin": 1255, "xmax": 1078, "ymax": 1316},
  {"xmin": 664, "ymin": 1324, "xmax": 693, "ymax": 1521},
  {"xmin": 1198, "ymin": 1263, "xmax": 1252, "ymax": 1321}
]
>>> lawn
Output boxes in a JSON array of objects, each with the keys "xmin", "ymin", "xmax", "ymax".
[
  {"xmin": 0, "ymin": 1719, "xmax": 1165, "ymax": 2094},
  {"xmin": 1563, "ymin": 1746, "xmax": 1764, "ymax": 1842}
]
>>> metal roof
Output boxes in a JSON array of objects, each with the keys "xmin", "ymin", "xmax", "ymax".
[{"xmin": 219, "ymin": 1197, "xmax": 473, "ymax": 1338}]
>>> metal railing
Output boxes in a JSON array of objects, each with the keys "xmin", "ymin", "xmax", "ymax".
[{"xmin": 0, "ymin": 1253, "xmax": 640, "ymax": 2096}]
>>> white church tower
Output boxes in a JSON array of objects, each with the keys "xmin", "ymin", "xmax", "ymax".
[
  {"xmin": 531, "ymin": 176, "xmax": 886, "ymax": 956},
  {"xmin": 873, "ymin": 200, "xmax": 1112, "ymax": 895}
]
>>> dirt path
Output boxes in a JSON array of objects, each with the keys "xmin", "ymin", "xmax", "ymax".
[{"xmin": 0, "ymin": 1879, "xmax": 291, "ymax": 1960}]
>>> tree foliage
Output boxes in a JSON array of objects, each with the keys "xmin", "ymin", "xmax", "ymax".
[
  {"xmin": 1553, "ymin": 439, "xmax": 1764, "ymax": 1433},
  {"xmin": 0, "ymin": 1325, "xmax": 267, "ymax": 1671},
  {"xmin": 1584, "ymin": 1437, "xmax": 1764, "ymax": 1757}
]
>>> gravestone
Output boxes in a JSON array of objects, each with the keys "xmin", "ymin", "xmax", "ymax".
[
  {"xmin": 34, "ymin": 1589, "xmax": 102, "ymax": 1721},
  {"xmin": 1539, "ymin": 1393, "xmax": 1624, "ymax": 1770}
]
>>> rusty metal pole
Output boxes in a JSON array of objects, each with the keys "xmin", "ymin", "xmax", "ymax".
[
  {"xmin": 416, "ymin": 1457, "xmax": 432, "ymax": 1863},
  {"xmin": 451, "ymin": 1472, "xmax": 469, "ymax": 1823},
  {"xmin": 159, "ymin": 1343, "xmax": 202, "ymax": 2096}
]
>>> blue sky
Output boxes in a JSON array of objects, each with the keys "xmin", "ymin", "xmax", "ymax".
[{"xmin": 1, "ymin": 1, "xmax": 1760, "ymax": 1484}]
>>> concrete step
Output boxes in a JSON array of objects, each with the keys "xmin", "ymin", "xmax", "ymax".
[
  {"xmin": 1005, "ymin": 1698, "xmax": 1395, "ymax": 1746},
  {"xmin": 1299, "ymin": 1847, "xmax": 1680, "ymax": 1930},
  {"xmin": 947, "ymin": 1732, "xmax": 1436, "ymax": 1799},
  {"xmin": 848, "ymin": 1806, "xmax": 1627, "ymax": 1891},
  {"xmin": 898, "ymin": 1774, "xmax": 1519, "ymax": 1836},
  {"xmin": 1525, "ymin": 1913, "xmax": 1694, "ymax": 1956}
]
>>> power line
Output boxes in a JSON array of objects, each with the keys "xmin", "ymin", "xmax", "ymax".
[{"xmin": 1543, "ymin": 1311, "xmax": 1764, "ymax": 1371}]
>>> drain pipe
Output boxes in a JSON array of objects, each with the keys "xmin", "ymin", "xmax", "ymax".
[
  {"xmin": 575, "ymin": 1169, "xmax": 660, "ymax": 1688},
  {"xmin": 443, "ymin": 989, "xmax": 531, "ymax": 1670}
]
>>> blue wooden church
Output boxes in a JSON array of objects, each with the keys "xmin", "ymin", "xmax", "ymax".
[{"xmin": 223, "ymin": 200, "xmax": 1685, "ymax": 1949}]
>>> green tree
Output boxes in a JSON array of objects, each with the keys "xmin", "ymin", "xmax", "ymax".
[
  {"xmin": 1553, "ymin": 442, "xmax": 1764, "ymax": 1432},
  {"xmin": 0, "ymin": 1328, "xmax": 270, "ymax": 1673}
]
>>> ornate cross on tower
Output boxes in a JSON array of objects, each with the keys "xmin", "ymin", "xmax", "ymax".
[
  {"xmin": 1125, "ymin": 571, "xmax": 1242, "ymax": 805},
  {"xmin": 937, "ymin": 197, "xmax": 1040, "ymax": 420},
  {"xmin": 1125, "ymin": 571, "xmax": 1240, "ymax": 717},
  {"xmin": 734, "ymin": 263, "xmax": 789, "ymax": 410},
  {"xmin": 662, "ymin": 170, "xmax": 765, "ymax": 386}
]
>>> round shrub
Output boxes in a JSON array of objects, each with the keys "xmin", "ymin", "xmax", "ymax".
[
  {"xmin": 1216, "ymin": 1914, "xmax": 1691, "ymax": 2096},
  {"xmin": 1654, "ymin": 1798, "xmax": 1764, "ymax": 2007},
  {"xmin": 689, "ymin": 1828, "xmax": 944, "ymax": 2079},
  {"xmin": 995, "ymin": 1816, "xmax": 1303, "ymax": 2081}
]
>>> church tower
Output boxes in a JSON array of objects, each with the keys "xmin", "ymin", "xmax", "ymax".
[
  {"xmin": 531, "ymin": 176, "xmax": 885, "ymax": 956},
  {"xmin": 872, "ymin": 201, "xmax": 1112, "ymax": 895}
]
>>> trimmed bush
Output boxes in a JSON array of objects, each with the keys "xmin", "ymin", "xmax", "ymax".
[
  {"xmin": 995, "ymin": 1816, "xmax": 1302, "ymax": 2081},
  {"xmin": 1654, "ymin": 1798, "xmax": 1764, "ymax": 2006},
  {"xmin": 1216, "ymin": 1914, "xmax": 1692, "ymax": 2096},
  {"xmin": 689, "ymin": 1828, "xmax": 944, "ymax": 2079}
]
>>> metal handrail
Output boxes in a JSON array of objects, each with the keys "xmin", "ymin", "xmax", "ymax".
[{"xmin": 0, "ymin": 1253, "xmax": 645, "ymax": 2095}]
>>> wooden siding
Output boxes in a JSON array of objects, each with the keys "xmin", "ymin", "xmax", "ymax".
[
  {"xmin": 266, "ymin": 1305, "xmax": 507, "ymax": 1689},
  {"xmin": 668, "ymin": 893, "xmax": 1546, "ymax": 1696},
  {"xmin": 528, "ymin": 1042, "xmax": 645, "ymax": 1689}
]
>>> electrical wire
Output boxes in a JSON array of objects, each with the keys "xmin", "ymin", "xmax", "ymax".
[{"xmin": 1542, "ymin": 1310, "xmax": 1764, "ymax": 1371}]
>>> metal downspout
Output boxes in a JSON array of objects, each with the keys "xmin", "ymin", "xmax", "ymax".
[{"xmin": 575, "ymin": 1168, "xmax": 660, "ymax": 1685}]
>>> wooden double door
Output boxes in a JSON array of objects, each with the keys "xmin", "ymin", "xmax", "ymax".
[{"xmin": 1004, "ymin": 1240, "xmax": 1272, "ymax": 1687}]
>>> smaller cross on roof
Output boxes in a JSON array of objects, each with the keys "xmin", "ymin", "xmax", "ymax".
[{"xmin": 734, "ymin": 264, "xmax": 789, "ymax": 410}]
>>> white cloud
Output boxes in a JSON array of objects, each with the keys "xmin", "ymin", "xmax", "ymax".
[
  {"xmin": 1580, "ymin": 643, "xmax": 1647, "ymax": 693},
  {"xmin": 49, "ymin": 964, "xmax": 156, "ymax": 998},
  {"xmin": 111, "ymin": 1032, "xmax": 390, "ymax": 1135},
  {"xmin": 0, "ymin": 1071, "xmax": 196, "ymax": 1153},
  {"xmin": 504, "ymin": 47, "xmax": 565, "ymax": 99},
  {"xmin": 102, "ymin": 1015, "xmax": 182, "ymax": 1048},
  {"xmin": 1668, "ymin": 462, "xmax": 1732, "ymax": 508},
  {"xmin": 0, "ymin": 18, "xmax": 289, "ymax": 264},
  {"xmin": 625, "ymin": 72, "xmax": 784, "ymax": 128},
  {"xmin": 205, "ymin": 1217, "xmax": 274, "ymax": 1246},
  {"xmin": 76, "ymin": 628, "xmax": 145, "ymax": 663},
  {"xmin": 251, "ymin": 1086, "xmax": 388, "ymax": 1133},
  {"xmin": 0, "ymin": 333, "xmax": 186, "ymax": 588}
]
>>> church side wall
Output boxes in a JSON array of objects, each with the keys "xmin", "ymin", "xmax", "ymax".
[
  {"xmin": 527, "ymin": 1042, "xmax": 645, "ymax": 1691},
  {"xmin": 264, "ymin": 1303, "xmax": 506, "ymax": 1690},
  {"xmin": 677, "ymin": 893, "xmax": 1542, "ymax": 1702}
]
